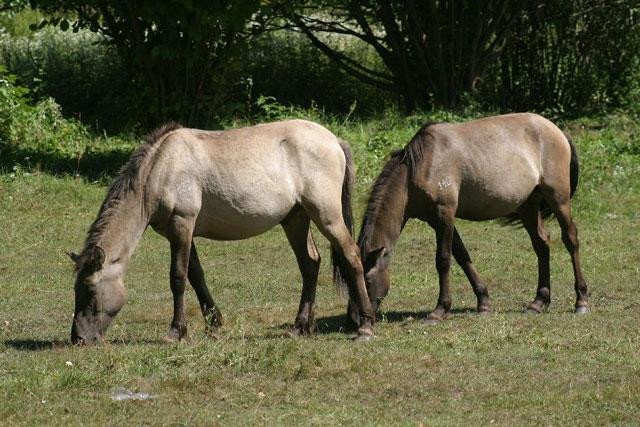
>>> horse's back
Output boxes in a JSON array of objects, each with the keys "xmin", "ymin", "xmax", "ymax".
[
  {"xmin": 413, "ymin": 113, "xmax": 571, "ymax": 220},
  {"xmin": 146, "ymin": 120, "xmax": 345, "ymax": 239}
]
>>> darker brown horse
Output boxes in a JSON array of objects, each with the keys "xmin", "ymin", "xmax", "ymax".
[{"xmin": 349, "ymin": 113, "xmax": 590, "ymax": 326}]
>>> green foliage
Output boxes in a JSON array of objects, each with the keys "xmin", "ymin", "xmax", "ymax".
[
  {"xmin": 0, "ymin": 65, "xmax": 31, "ymax": 138},
  {"xmin": 0, "ymin": 27, "xmax": 131, "ymax": 132},
  {"xmin": 253, "ymin": 95, "xmax": 295, "ymax": 121},
  {"xmin": 290, "ymin": 1, "xmax": 640, "ymax": 115},
  {"xmin": 291, "ymin": 1, "xmax": 527, "ymax": 110},
  {"xmin": 3, "ymin": 1, "xmax": 638, "ymax": 127},
  {"xmin": 29, "ymin": 0, "xmax": 268, "ymax": 126},
  {"xmin": 0, "ymin": 65, "xmax": 137, "ymax": 177},
  {"xmin": 247, "ymin": 30, "xmax": 390, "ymax": 117},
  {"xmin": 478, "ymin": 0, "xmax": 640, "ymax": 116},
  {"xmin": 0, "ymin": 5, "xmax": 43, "ymax": 37}
]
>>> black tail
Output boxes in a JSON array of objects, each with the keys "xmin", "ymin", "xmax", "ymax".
[
  {"xmin": 567, "ymin": 133, "xmax": 579, "ymax": 198},
  {"xmin": 332, "ymin": 139, "xmax": 355, "ymax": 295},
  {"xmin": 500, "ymin": 132, "xmax": 579, "ymax": 226},
  {"xmin": 539, "ymin": 133, "xmax": 579, "ymax": 219}
]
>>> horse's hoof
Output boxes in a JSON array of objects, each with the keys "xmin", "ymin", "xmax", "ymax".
[
  {"xmin": 205, "ymin": 329, "xmax": 221, "ymax": 340},
  {"xmin": 424, "ymin": 318, "xmax": 440, "ymax": 326},
  {"xmin": 205, "ymin": 309, "xmax": 224, "ymax": 328},
  {"xmin": 163, "ymin": 327, "xmax": 187, "ymax": 343},
  {"xmin": 524, "ymin": 303, "xmax": 544, "ymax": 314},
  {"xmin": 285, "ymin": 327, "xmax": 302, "ymax": 338},
  {"xmin": 353, "ymin": 333, "xmax": 374, "ymax": 342},
  {"xmin": 575, "ymin": 305, "xmax": 590, "ymax": 314}
]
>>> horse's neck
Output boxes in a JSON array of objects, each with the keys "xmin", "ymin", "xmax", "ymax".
[
  {"xmin": 365, "ymin": 167, "xmax": 410, "ymax": 253},
  {"xmin": 94, "ymin": 196, "xmax": 149, "ymax": 269}
]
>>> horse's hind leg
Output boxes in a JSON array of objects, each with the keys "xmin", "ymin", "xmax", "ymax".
[
  {"xmin": 164, "ymin": 215, "xmax": 196, "ymax": 343},
  {"xmin": 542, "ymin": 191, "xmax": 590, "ymax": 313},
  {"xmin": 519, "ymin": 195, "xmax": 552, "ymax": 314},
  {"xmin": 281, "ymin": 209, "xmax": 321, "ymax": 336},
  {"xmin": 188, "ymin": 242, "xmax": 224, "ymax": 331},
  {"xmin": 305, "ymin": 206, "xmax": 375, "ymax": 338},
  {"xmin": 452, "ymin": 227, "xmax": 491, "ymax": 314}
]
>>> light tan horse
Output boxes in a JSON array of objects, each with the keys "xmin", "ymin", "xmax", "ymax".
[
  {"xmin": 349, "ymin": 113, "xmax": 589, "ymax": 326},
  {"xmin": 69, "ymin": 120, "xmax": 375, "ymax": 344}
]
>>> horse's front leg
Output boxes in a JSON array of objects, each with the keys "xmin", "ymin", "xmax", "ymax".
[
  {"xmin": 164, "ymin": 215, "xmax": 195, "ymax": 343},
  {"xmin": 426, "ymin": 206, "xmax": 455, "ymax": 325},
  {"xmin": 188, "ymin": 242, "xmax": 224, "ymax": 333},
  {"xmin": 282, "ymin": 210, "xmax": 321, "ymax": 336}
]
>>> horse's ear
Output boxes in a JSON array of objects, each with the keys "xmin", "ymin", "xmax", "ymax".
[
  {"xmin": 90, "ymin": 246, "xmax": 105, "ymax": 271},
  {"xmin": 365, "ymin": 247, "xmax": 389, "ymax": 271},
  {"xmin": 66, "ymin": 251, "xmax": 81, "ymax": 265}
]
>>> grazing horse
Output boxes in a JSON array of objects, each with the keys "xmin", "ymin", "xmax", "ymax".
[
  {"xmin": 349, "ymin": 113, "xmax": 589, "ymax": 326},
  {"xmin": 68, "ymin": 119, "xmax": 375, "ymax": 344}
]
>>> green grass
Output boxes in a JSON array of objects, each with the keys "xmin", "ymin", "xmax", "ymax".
[{"xmin": 1, "ymin": 113, "xmax": 639, "ymax": 425}]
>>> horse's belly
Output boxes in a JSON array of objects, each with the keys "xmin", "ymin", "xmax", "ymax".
[
  {"xmin": 193, "ymin": 215, "xmax": 281, "ymax": 240},
  {"xmin": 455, "ymin": 181, "xmax": 536, "ymax": 220},
  {"xmin": 193, "ymin": 191, "xmax": 295, "ymax": 240}
]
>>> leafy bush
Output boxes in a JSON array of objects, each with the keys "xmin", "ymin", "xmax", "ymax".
[
  {"xmin": 0, "ymin": 27, "xmax": 132, "ymax": 132},
  {"xmin": 0, "ymin": 65, "xmax": 137, "ymax": 177},
  {"xmin": 0, "ymin": 6, "xmax": 43, "ymax": 37},
  {"xmin": 245, "ymin": 31, "xmax": 392, "ymax": 117},
  {"xmin": 477, "ymin": 1, "xmax": 640, "ymax": 116},
  {"xmin": 0, "ymin": 65, "xmax": 32, "ymax": 139}
]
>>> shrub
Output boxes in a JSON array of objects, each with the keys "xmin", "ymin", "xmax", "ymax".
[
  {"xmin": 0, "ymin": 27, "xmax": 132, "ymax": 132},
  {"xmin": 0, "ymin": 65, "xmax": 137, "ymax": 177},
  {"xmin": 0, "ymin": 64, "xmax": 32, "ymax": 140},
  {"xmin": 245, "ymin": 31, "xmax": 393, "ymax": 118}
]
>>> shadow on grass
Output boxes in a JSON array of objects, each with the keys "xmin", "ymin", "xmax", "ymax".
[
  {"xmin": 4, "ymin": 339, "xmax": 68, "ymax": 351},
  {"xmin": 0, "ymin": 143, "xmax": 133, "ymax": 181},
  {"xmin": 4, "ymin": 337, "xmax": 172, "ymax": 350},
  {"xmin": 105, "ymin": 338, "xmax": 172, "ymax": 346},
  {"xmin": 309, "ymin": 306, "xmax": 504, "ymax": 335},
  {"xmin": 282, "ymin": 308, "xmax": 439, "ymax": 335}
]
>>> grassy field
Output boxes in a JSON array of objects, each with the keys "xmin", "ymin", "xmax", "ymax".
[{"xmin": 1, "ymin": 113, "xmax": 639, "ymax": 425}]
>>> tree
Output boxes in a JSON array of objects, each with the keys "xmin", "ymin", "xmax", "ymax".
[
  {"xmin": 483, "ymin": 0, "xmax": 640, "ymax": 114},
  {"xmin": 291, "ymin": 0, "xmax": 526, "ymax": 110},
  {"xmin": 29, "ymin": 0, "xmax": 267, "ymax": 125}
]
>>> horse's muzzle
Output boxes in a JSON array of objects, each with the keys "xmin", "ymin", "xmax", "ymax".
[{"xmin": 70, "ymin": 313, "xmax": 108, "ymax": 345}]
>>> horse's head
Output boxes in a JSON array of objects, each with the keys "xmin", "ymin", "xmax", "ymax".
[
  {"xmin": 68, "ymin": 246, "xmax": 126, "ymax": 345},
  {"xmin": 348, "ymin": 246, "xmax": 391, "ymax": 327}
]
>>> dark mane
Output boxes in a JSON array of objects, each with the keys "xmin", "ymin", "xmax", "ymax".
[
  {"xmin": 357, "ymin": 122, "xmax": 434, "ymax": 255},
  {"xmin": 76, "ymin": 122, "xmax": 182, "ymax": 269}
]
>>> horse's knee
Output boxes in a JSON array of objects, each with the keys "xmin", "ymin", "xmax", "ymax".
[
  {"xmin": 349, "ymin": 256, "xmax": 364, "ymax": 277},
  {"xmin": 531, "ymin": 234, "xmax": 550, "ymax": 256},
  {"xmin": 435, "ymin": 253, "xmax": 451, "ymax": 273},
  {"xmin": 561, "ymin": 225, "xmax": 579, "ymax": 252},
  {"xmin": 301, "ymin": 253, "xmax": 321, "ymax": 279},
  {"xmin": 169, "ymin": 279, "xmax": 186, "ymax": 296}
]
